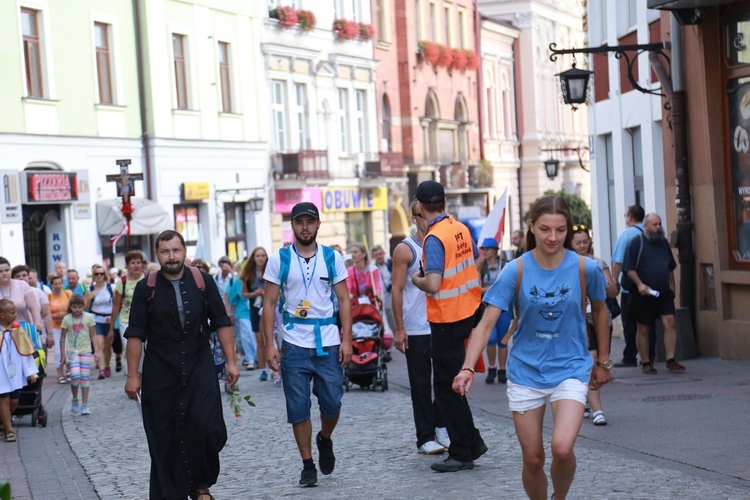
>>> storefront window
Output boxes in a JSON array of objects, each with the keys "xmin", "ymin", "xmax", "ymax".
[
  {"xmin": 346, "ymin": 212, "xmax": 371, "ymax": 248},
  {"xmin": 726, "ymin": 10, "xmax": 750, "ymax": 67},
  {"xmin": 225, "ymin": 202, "xmax": 246, "ymax": 263},
  {"xmin": 728, "ymin": 77, "xmax": 750, "ymax": 262},
  {"xmin": 174, "ymin": 204, "xmax": 200, "ymax": 245}
]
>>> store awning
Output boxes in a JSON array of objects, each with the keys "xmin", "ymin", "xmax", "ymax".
[{"xmin": 96, "ymin": 198, "xmax": 171, "ymax": 235}]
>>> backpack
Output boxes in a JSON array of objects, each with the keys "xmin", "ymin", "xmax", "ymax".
[
  {"xmin": 620, "ymin": 232, "xmax": 644, "ymax": 293},
  {"xmin": 145, "ymin": 266, "xmax": 205, "ymax": 301},
  {"xmin": 277, "ymin": 244, "xmax": 338, "ymax": 357}
]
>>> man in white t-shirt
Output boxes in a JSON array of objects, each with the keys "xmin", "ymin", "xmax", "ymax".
[{"xmin": 263, "ymin": 202, "xmax": 352, "ymax": 488}]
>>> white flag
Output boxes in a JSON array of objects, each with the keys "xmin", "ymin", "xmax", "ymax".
[{"xmin": 478, "ymin": 188, "xmax": 508, "ymax": 247}]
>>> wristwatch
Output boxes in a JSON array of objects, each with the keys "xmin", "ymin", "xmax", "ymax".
[{"xmin": 596, "ymin": 359, "xmax": 612, "ymax": 370}]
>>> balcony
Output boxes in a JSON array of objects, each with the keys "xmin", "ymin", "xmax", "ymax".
[
  {"xmin": 468, "ymin": 163, "xmax": 493, "ymax": 188},
  {"xmin": 363, "ymin": 152, "xmax": 405, "ymax": 177},
  {"xmin": 274, "ymin": 150, "xmax": 329, "ymax": 179},
  {"xmin": 439, "ymin": 162, "xmax": 468, "ymax": 189}
]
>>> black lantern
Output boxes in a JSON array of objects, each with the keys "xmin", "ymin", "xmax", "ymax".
[
  {"xmin": 544, "ymin": 159, "xmax": 560, "ymax": 179},
  {"xmin": 556, "ymin": 65, "xmax": 593, "ymax": 110},
  {"xmin": 248, "ymin": 196, "xmax": 264, "ymax": 212}
]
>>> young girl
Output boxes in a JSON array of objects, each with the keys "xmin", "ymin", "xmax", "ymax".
[
  {"xmin": 454, "ymin": 196, "xmax": 610, "ymax": 500},
  {"xmin": 60, "ymin": 294, "xmax": 98, "ymax": 415}
]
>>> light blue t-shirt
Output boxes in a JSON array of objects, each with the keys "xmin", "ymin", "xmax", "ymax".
[
  {"xmin": 227, "ymin": 278, "xmax": 250, "ymax": 320},
  {"xmin": 611, "ymin": 224, "xmax": 644, "ymax": 272},
  {"xmin": 483, "ymin": 250, "xmax": 606, "ymax": 389}
]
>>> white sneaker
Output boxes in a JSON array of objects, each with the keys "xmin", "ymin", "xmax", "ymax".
[
  {"xmin": 434, "ymin": 427, "xmax": 451, "ymax": 448},
  {"xmin": 418, "ymin": 440, "xmax": 446, "ymax": 455},
  {"xmin": 81, "ymin": 405, "xmax": 91, "ymax": 416},
  {"xmin": 71, "ymin": 399, "xmax": 81, "ymax": 415}
]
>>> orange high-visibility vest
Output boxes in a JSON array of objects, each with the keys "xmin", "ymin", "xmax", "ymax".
[{"xmin": 422, "ymin": 216, "xmax": 482, "ymax": 323}]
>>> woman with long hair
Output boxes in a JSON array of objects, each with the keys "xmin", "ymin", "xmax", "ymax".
[
  {"xmin": 85, "ymin": 264, "xmax": 115, "ymax": 379},
  {"xmin": 571, "ymin": 225, "xmax": 619, "ymax": 426},
  {"xmin": 346, "ymin": 243, "xmax": 381, "ymax": 308},
  {"xmin": 239, "ymin": 247, "xmax": 269, "ymax": 380},
  {"xmin": 454, "ymin": 196, "xmax": 611, "ymax": 500}
]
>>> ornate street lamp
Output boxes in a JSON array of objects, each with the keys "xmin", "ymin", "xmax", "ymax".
[
  {"xmin": 248, "ymin": 196, "xmax": 264, "ymax": 212},
  {"xmin": 540, "ymin": 146, "xmax": 589, "ymax": 180},
  {"xmin": 544, "ymin": 159, "xmax": 560, "ymax": 180},
  {"xmin": 556, "ymin": 64, "xmax": 594, "ymax": 110}
]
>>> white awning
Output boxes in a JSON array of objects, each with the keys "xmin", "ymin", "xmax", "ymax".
[{"xmin": 96, "ymin": 198, "xmax": 171, "ymax": 236}]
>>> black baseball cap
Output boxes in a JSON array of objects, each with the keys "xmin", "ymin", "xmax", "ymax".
[
  {"xmin": 291, "ymin": 202, "xmax": 320, "ymax": 220},
  {"xmin": 416, "ymin": 180, "xmax": 445, "ymax": 205}
]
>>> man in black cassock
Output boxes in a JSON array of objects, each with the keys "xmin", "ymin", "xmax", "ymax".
[{"xmin": 125, "ymin": 230, "xmax": 240, "ymax": 500}]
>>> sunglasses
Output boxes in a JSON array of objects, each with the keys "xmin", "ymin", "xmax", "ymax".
[
  {"xmin": 572, "ymin": 224, "xmax": 588, "ymax": 232},
  {"xmin": 413, "ymin": 213, "xmax": 426, "ymax": 220},
  {"xmin": 93, "ymin": 272, "xmax": 105, "ymax": 276}
]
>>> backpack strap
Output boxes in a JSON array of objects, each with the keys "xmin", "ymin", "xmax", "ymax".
[
  {"xmin": 500, "ymin": 258, "xmax": 523, "ymax": 345},
  {"xmin": 187, "ymin": 266, "xmax": 205, "ymax": 292},
  {"xmin": 322, "ymin": 245, "xmax": 337, "ymax": 307},
  {"xmin": 278, "ymin": 246, "xmax": 291, "ymax": 314},
  {"xmin": 146, "ymin": 271, "xmax": 158, "ymax": 301},
  {"xmin": 579, "ymin": 256, "xmax": 587, "ymax": 319},
  {"xmin": 122, "ymin": 275, "xmax": 127, "ymax": 285}
]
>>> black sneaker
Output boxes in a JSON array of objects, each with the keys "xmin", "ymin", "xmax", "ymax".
[
  {"xmin": 497, "ymin": 369, "xmax": 507, "ymax": 384},
  {"xmin": 485, "ymin": 367, "xmax": 497, "ymax": 384},
  {"xmin": 317, "ymin": 431, "xmax": 335, "ymax": 475},
  {"xmin": 613, "ymin": 360, "xmax": 637, "ymax": 368},
  {"xmin": 472, "ymin": 442, "xmax": 488, "ymax": 460},
  {"xmin": 299, "ymin": 464, "xmax": 318, "ymax": 487},
  {"xmin": 431, "ymin": 457, "xmax": 475, "ymax": 472}
]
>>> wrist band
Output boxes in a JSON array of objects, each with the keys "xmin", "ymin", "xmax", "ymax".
[{"xmin": 461, "ymin": 367, "xmax": 475, "ymax": 374}]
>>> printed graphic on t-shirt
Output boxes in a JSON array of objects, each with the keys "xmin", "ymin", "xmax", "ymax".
[
  {"xmin": 72, "ymin": 322, "xmax": 85, "ymax": 334},
  {"xmin": 529, "ymin": 283, "xmax": 571, "ymax": 322}
]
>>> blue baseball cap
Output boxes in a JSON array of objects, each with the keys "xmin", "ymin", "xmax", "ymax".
[{"xmin": 480, "ymin": 238, "xmax": 498, "ymax": 249}]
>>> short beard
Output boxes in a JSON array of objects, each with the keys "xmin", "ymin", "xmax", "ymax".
[
  {"xmin": 646, "ymin": 228, "xmax": 666, "ymax": 243},
  {"xmin": 161, "ymin": 259, "xmax": 185, "ymax": 277}
]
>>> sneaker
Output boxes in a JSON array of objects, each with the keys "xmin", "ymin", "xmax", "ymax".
[
  {"xmin": 316, "ymin": 432, "xmax": 335, "ymax": 475},
  {"xmin": 71, "ymin": 399, "xmax": 81, "ymax": 415},
  {"xmin": 666, "ymin": 359, "xmax": 686, "ymax": 373},
  {"xmin": 497, "ymin": 369, "xmax": 507, "ymax": 384},
  {"xmin": 641, "ymin": 361, "xmax": 658, "ymax": 374},
  {"xmin": 299, "ymin": 464, "xmax": 318, "ymax": 487},
  {"xmin": 259, "ymin": 370, "xmax": 268, "ymax": 382},
  {"xmin": 614, "ymin": 360, "xmax": 638, "ymax": 368},
  {"xmin": 81, "ymin": 405, "xmax": 91, "ymax": 416},
  {"xmin": 418, "ymin": 441, "xmax": 446, "ymax": 455},
  {"xmin": 471, "ymin": 442, "xmax": 488, "ymax": 460},
  {"xmin": 245, "ymin": 361, "xmax": 256, "ymax": 371},
  {"xmin": 431, "ymin": 457, "xmax": 475, "ymax": 472},
  {"xmin": 583, "ymin": 404, "xmax": 592, "ymax": 418},
  {"xmin": 592, "ymin": 410, "xmax": 607, "ymax": 425},
  {"xmin": 435, "ymin": 427, "xmax": 450, "ymax": 448},
  {"xmin": 485, "ymin": 367, "xmax": 497, "ymax": 384}
]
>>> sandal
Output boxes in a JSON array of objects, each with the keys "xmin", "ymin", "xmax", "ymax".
[
  {"xmin": 116, "ymin": 358, "xmax": 122, "ymax": 372},
  {"xmin": 58, "ymin": 376, "xmax": 68, "ymax": 384},
  {"xmin": 189, "ymin": 488, "xmax": 215, "ymax": 500},
  {"xmin": 4, "ymin": 431, "xmax": 17, "ymax": 442}
]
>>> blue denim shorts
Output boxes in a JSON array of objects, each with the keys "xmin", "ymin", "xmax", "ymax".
[{"xmin": 280, "ymin": 340, "xmax": 344, "ymax": 424}]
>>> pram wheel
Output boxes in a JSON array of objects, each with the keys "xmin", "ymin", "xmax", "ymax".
[
  {"xmin": 41, "ymin": 409, "xmax": 48, "ymax": 427},
  {"xmin": 31, "ymin": 409, "xmax": 38, "ymax": 427},
  {"xmin": 382, "ymin": 372, "xmax": 388, "ymax": 391}
]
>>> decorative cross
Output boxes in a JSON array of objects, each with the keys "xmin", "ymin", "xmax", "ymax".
[{"xmin": 106, "ymin": 159, "xmax": 144, "ymax": 251}]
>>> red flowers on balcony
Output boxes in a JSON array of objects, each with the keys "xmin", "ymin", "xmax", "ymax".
[
  {"xmin": 418, "ymin": 40, "xmax": 478, "ymax": 73},
  {"xmin": 268, "ymin": 7, "xmax": 317, "ymax": 31},
  {"xmin": 333, "ymin": 19, "xmax": 374, "ymax": 41}
]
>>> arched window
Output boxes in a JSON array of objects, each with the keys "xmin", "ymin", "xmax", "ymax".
[
  {"xmin": 425, "ymin": 90, "xmax": 440, "ymax": 118},
  {"xmin": 455, "ymin": 94, "xmax": 469, "ymax": 162},
  {"xmin": 424, "ymin": 90, "xmax": 440, "ymax": 163},
  {"xmin": 381, "ymin": 94, "xmax": 392, "ymax": 152}
]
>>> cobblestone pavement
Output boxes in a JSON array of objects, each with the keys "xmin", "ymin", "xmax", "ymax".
[{"xmin": 57, "ymin": 355, "xmax": 750, "ymax": 500}]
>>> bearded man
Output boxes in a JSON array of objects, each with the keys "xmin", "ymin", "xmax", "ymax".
[
  {"xmin": 125, "ymin": 230, "xmax": 240, "ymax": 500},
  {"xmin": 622, "ymin": 213, "xmax": 686, "ymax": 375}
]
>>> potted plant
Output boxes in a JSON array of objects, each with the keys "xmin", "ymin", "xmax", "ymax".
[
  {"xmin": 418, "ymin": 40, "xmax": 440, "ymax": 65},
  {"xmin": 437, "ymin": 44, "xmax": 454, "ymax": 68},
  {"xmin": 333, "ymin": 19, "xmax": 360, "ymax": 40},
  {"xmin": 297, "ymin": 10, "xmax": 317, "ymax": 32},
  {"xmin": 359, "ymin": 22, "xmax": 376, "ymax": 41},
  {"xmin": 270, "ymin": 6, "xmax": 298, "ymax": 28},
  {"xmin": 465, "ymin": 49, "xmax": 479, "ymax": 70},
  {"xmin": 451, "ymin": 48, "xmax": 468, "ymax": 71}
]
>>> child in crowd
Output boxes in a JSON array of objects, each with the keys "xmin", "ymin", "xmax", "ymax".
[
  {"xmin": 60, "ymin": 294, "xmax": 99, "ymax": 416},
  {"xmin": 0, "ymin": 299, "xmax": 39, "ymax": 442}
]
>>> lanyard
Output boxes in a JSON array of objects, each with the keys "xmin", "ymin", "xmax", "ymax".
[
  {"xmin": 0, "ymin": 281, "xmax": 11, "ymax": 299},
  {"xmin": 294, "ymin": 243, "xmax": 318, "ymax": 298}
]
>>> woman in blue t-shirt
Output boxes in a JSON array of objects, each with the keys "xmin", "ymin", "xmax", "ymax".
[{"xmin": 453, "ymin": 196, "xmax": 611, "ymax": 500}]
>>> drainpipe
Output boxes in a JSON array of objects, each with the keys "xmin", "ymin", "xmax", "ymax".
[
  {"xmin": 133, "ymin": 0, "xmax": 152, "ymax": 201},
  {"xmin": 475, "ymin": 0, "xmax": 485, "ymax": 161},
  {"xmin": 670, "ymin": 15, "xmax": 695, "ymax": 327},
  {"xmin": 512, "ymin": 38, "xmax": 524, "ymax": 234}
]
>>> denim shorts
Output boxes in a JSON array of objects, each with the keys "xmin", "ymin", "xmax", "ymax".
[
  {"xmin": 507, "ymin": 378, "xmax": 589, "ymax": 413},
  {"xmin": 94, "ymin": 323, "xmax": 109, "ymax": 336},
  {"xmin": 280, "ymin": 340, "xmax": 343, "ymax": 424}
]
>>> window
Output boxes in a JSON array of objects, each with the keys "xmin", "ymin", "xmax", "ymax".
[
  {"xmin": 271, "ymin": 80, "xmax": 288, "ymax": 150},
  {"xmin": 444, "ymin": 6, "xmax": 451, "ymax": 45},
  {"xmin": 375, "ymin": 0, "xmax": 385, "ymax": 42},
  {"xmin": 458, "ymin": 10, "xmax": 465, "ymax": 48},
  {"xmin": 626, "ymin": 0, "xmax": 637, "ymax": 29},
  {"xmin": 355, "ymin": 89, "xmax": 368, "ymax": 153},
  {"xmin": 21, "ymin": 8, "xmax": 44, "ymax": 98},
  {"xmin": 338, "ymin": 88, "xmax": 350, "ymax": 154},
  {"xmin": 172, "ymin": 34, "xmax": 189, "ymax": 109},
  {"xmin": 415, "ymin": 0, "xmax": 422, "ymax": 40},
  {"xmin": 174, "ymin": 204, "xmax": 200, "ymax": 246},
  {"xmin": 218, "ymin": 42, "xmax": 232, "ymax": 113},
  {"xmin": 94, "ymin": 22, "xmax": 113, "ymax": 104},
  {"xmin": 295, "ymin": 83, "xmax": 309, "ymax": 150},
  {"xmin": 334, "ymin": 0, "xmax": 344, "ymax": 18},
  {"xmin": 352, "ymin": 0, "xmax": 362, "ymax": 21},
  {"xmin": 600, "ymin": 0, "xmax": 608, "ymax": 42},
  {"xmin": 429, "ymin": 3, "xmax": 437, "ymax": 42},
  {"xmin": 381, "ymin": 94, "xmax": 392, "ymax": 152},
  {"xmin": 603, "ymin": 134, "xmax": 617, "ymax": 251},
  {"xmin": 628, "ymin": 127, "xmax": 644, "ymax": 207},
  {"xmin": 224, "ymin": 203, "xmax": 246, "ymax": 263}
]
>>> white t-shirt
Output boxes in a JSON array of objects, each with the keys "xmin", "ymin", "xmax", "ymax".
[{"xmin": 264, "ymin": 244, "xmax": 347, "ymax": 349}]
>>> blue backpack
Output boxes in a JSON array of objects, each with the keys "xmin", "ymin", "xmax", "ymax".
[{"xmin": 278, "ymin": 244, "xmax": 338, "ymax": 357}]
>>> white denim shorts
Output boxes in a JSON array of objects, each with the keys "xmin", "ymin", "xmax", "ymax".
[{"xmin": 507, "ymin": 378, "xmax": 589, "ymax": 413}]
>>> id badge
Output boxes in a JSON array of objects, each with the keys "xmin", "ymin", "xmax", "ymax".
[
  {"xmin": 295, "ymin": 299, "xmax": 311, "ymax": 318},
  {"xmin": 6, "ymin": 360, "xmax": 16, "ymax": 379}
]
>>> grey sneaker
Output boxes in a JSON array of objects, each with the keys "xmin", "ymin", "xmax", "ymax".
[
  {"xmin": 71, "ymin": 399, "xmax": 81, "ymax": 415},
  {"xmin": 81, "ymin": 405, "xmax": 91, "ymax": 416},
  {"xmin": 431, "ymin": 457, "xmax": 475, "ymax": 472}
]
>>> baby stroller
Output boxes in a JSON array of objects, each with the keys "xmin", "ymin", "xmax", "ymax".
[
  {"xmin": 344, "ymin": 303, "xmax": 389, "ymax": 392},
  {"xmin": 12, "ymin": 323, "xmax": 48, "ymax": 427}
]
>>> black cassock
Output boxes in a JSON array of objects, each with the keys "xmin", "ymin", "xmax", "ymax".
[{"xmin": 126, "ymin": 269, "xmax": 232, "ymax": 499}]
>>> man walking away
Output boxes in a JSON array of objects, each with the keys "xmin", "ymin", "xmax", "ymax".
[
  {"xmin": 412, "ymin": 181, "xmax": 487, "ymax": 473},
  {"xmin": 262, "ymin": 202, "xmax": 353, "ymax": 488}
]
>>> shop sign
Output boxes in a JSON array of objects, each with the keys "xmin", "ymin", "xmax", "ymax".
[
  {"xmin": 26, "ymin": 171, "xmax": 78, "ymax": 203},
  {"xmin": 182, "ymin": 182, "xmax": 210, "ymax": 201},
  {"xmin": 321, "ymin": 186, "xmax": 387, "ymax": 213},
  {"xmin": 0, "ymin": 170, "xmax": 22, "ymax": 223},
  {"xmin": 274, "ymin": 187, "xmax": 322, "ymax": 213},
  {"xmin": 73, "ymin": 170, "xmax": 91, "ymax": 219}
]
